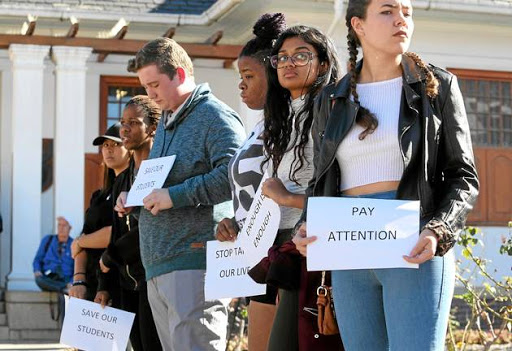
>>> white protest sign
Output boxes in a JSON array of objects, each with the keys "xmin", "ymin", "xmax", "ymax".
[
  {"xmin": 125, "ymin": 155, "xmax": 176, "ymax": 206},
  {"xmin": 205, "ymin": 240, "xmax": 266, "ymax": 300},
  {"xmin": 236, "ymin": 172, "xmax": 281, "ymax": 267},
  {"xmin": 60, "ymin": 297, "xmax": 135, "ymax": 351},
  {"xmin": 205, "ymin": 173, "xmax": 281, "ymax": 299},
  {"xmin": 307, "ymin": 197, "xmax": 419, "ymax": 271}
]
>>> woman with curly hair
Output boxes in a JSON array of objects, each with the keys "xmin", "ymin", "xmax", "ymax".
[{"xmin": 259, "ymin": 25, "xmax": 343, "ymax": 350}]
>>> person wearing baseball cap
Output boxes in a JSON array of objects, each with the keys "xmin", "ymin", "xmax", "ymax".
[
  {"xmin": 92, "ymin": 122, "xmax": 123, "ymax": 146},
  {"xmin": 69, "ymin": 122, "xmax": 130, "ymax": 303}
]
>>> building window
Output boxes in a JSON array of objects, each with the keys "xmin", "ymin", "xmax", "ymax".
[
  {"xmin": 99, "ymin": 76, "xmax": 146, "ymax": 133},
  {"xmin": 85, "ymin": 76, "xmax": 146, "ymax": 210},
  {"xmin": 449, "ymin": 69, "xmax": 512, "ymax": 226},
  {"xmin": 456, "ymin": 77, "xmax": 512, "ymax": 147}
]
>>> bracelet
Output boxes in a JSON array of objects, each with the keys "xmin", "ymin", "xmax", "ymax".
[
  {"xmin": 72, "ymin": 280, "xmax": 88, "ymax": 287},
  {"xmin": 73, "ymin": 272, "xmax": 86, "ymax": 276}
]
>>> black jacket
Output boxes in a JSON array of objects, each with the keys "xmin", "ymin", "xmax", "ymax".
[
  {"xmin": 302, "ymin": 54, "xmax": 479, "ymax": 256},
  {"xmin": 82, "ymin": 188, "xmax": 114, "ymax": 299},
  {"xmin": 101, "ymin": 160, "xmax": 146, "ymax": 291}
]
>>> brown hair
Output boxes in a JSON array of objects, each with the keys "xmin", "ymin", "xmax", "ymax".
[
  {"xmin": 345, "ymin": 0, "xmax": 439, "ymax": 139},
  {"xmin": 102, "ymin": 165, "xmax": 116, "ymax": 191},
  {"xmin": 127, "ymin": 38, "xmax": 194, "ymax": 79}
]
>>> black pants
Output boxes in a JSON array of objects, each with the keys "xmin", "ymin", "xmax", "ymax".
[{"xmin": 120, "ymin": 281, "xmax": 162, "ymax": 351}]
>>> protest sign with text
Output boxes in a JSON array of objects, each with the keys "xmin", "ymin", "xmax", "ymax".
[
  {"xmin": 125, "ymin": 155, "xmax": 176, "ymax": 206},
  {"xmin": 307, "ymin": 197, "xmax": 419, "ymax": 271},
  {"xmin": 60, "ymin": 297, "xmax": 135, "ymax": 351},
  {"xmin": 205, "ymin": 240, "xmax": 266, "ymax": 300},
  {"xmin": 205, "ymin": 173, "xmax": 281, "ymax": 299},
  {"xmin": 235, "ymin": 172, "xmax": 281, "ymax": 267}
]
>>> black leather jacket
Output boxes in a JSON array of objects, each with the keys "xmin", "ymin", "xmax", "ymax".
[{"xmin": 302, "ymin": 54, "xmax": 479, "ymax": 256}]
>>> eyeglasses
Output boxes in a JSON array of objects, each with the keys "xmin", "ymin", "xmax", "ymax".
[{"xmin": 270, "ymin": 52, "xmax": 317, "ymax": 69}]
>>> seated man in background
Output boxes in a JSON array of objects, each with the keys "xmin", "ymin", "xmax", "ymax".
[{"xmin": 33, "ymin": 216, "xmax": 74, "ymax": 292}]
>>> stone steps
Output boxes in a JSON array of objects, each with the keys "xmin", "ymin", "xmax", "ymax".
[
  {"xmin": 0, "ymin": 327, "xmax": 8, "ymax": 341},
  {"xmin": 0, "ymin": 291, "xmax": 60, "ymax": 342}
]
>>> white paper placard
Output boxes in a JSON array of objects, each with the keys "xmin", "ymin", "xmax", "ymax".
[
  {"xmin": 307, "ymin": 197, "xmax": 420, "ymax": 271},
  {"xmin": 60, "ymin": 297, "xmax": 135, "ymax": 351},
  {"xmin": 205, "ymin": 173, "xmax": 281, "ymax": 299},
  {"xmin": 235, "ymin": 173, "xmax": 281, "ymax": 267},
  {"xmin": 205, "ymin": 240, "xmax": 266, "ymax": 300},
  {"xmin": 125, "ymin": 155, "xmax": 176, "ymax": 207}
]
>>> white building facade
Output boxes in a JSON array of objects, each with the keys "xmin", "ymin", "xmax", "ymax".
[{"xmin": 0, "ymin": 0, "xmax": 510, "ymax": 291}]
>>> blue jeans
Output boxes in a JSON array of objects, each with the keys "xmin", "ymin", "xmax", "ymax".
[
  {"xmin": 35, "ymin": 274, "xmax": 68, "ymax": 292},
  {"xmin": 331, "ymin": 190, "xmax": 455, "ymax": 351}
]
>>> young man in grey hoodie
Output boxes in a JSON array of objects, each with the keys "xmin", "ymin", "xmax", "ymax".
[{"xmin": 116, "ymin": 38, "xmax": 245, "ymax": 350}]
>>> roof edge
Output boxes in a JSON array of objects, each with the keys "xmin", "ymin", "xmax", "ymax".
[{"xmin": 0, "ymin": 0, "xmax": 244, "ymax": 25}]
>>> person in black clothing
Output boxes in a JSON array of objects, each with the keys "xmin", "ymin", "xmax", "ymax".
[
  {"xmin": 97, "ymin": 96, "xmax": 162, "ymax": 351},
  {"xmin": 69, "ymin": 122, "xmax": 130, "ymax": 301}
]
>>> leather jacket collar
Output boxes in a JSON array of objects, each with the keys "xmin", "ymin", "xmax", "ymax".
[
  {"xmin": 333, "ymin": 54, "xmax": 425, "ymax": 95},
  {"xmin": 331, "ymin": 54, "xmax": 424, "ymax": 102},
  {"xmin": 306, "ymin": 55, "xmax": 479, "ymax": 254}
]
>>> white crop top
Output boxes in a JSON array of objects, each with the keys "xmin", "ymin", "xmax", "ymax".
[
  {"xmin": 336, "ymin": 76, "xmax": 404, "ymax": 191},
  {"xmin": 276, "ymin": 97, "xmax": 314, "ymax": 229}
]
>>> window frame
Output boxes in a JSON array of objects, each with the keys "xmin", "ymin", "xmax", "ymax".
[
  {"xmin": 448, "ymin": 68, "xmax": 512, "ymax": 226},
  {"xmin": 99, "ymin": 75, "xmax": 145, "ymax": 136}
]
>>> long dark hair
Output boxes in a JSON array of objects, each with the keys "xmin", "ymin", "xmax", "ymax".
[
  {"xmin": 103, "ymin": 167, "xmax": 116, "ymax": 191},
  {"xmin": 263, "ymin": 25, "xmax": 340, "ymax": 182},
  {"xmin": 345, "ymin": 0, "xmax": 439, "ymax": 139}
]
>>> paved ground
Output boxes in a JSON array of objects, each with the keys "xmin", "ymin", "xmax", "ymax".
[{"xmin": 0, "ymin": 342, "xmax": 73, "ymax": 351}]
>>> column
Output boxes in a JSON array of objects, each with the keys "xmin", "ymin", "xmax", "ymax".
[
  {"xmin": 52, "ymin": 46, "xmax": 92, "ymax": 235},
  {"xmin": 7, "ymin": 44, "xmax": 50, "ymax": 290}
]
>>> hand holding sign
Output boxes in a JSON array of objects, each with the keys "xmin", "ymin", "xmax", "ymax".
[
  {"xmin": 60, "ymin": 297, "xmax": 135, "ymax": 351},
  {"xmin": 205, "ymin": 172, "xmax": 281, "ymax": 299},
  {"xmin": 114, "ymin": 191, "xmax": 130, "ymax": 217},
  {"xmin": 143, "ymin": 188, "xmax": 173, "ymax": 215},
  {"xmin": 403, "ymin": 228, "xmax": 438, "ymax": 264},
  {"xmin": 307, "ymin": 197, "xmax": 420, "ymax": 271},
  {"xmin": 292, "ymin": 222, "xmax": 316, "ymax": 257},
  {"xmin": 125, "ymin": 155, "xmax": 176, "ymax": 207}
]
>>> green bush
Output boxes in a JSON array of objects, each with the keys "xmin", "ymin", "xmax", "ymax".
[{"xmin": 446, "ymin": 222, "xmax": 512, "ymax": 351}]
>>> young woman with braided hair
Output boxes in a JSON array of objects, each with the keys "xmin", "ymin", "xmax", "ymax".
[{"xmin": 293, "ymin": 0, "xmax": 479, "ymax": 350}]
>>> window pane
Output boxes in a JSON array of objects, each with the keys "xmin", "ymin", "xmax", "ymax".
[
  {"xmin": 102, "ymin": 78, "xmax": 147, "ymax": 139},
  {"xmin": 107, "ymin": 118, "xmax": 118, "ymax": 129},
  {"xmin": 108, "ymin": 103, "xmax": 120, "ymax": 118},
  {"xmin": 458, "ymin": 77, "xmax": 511, "ymax": 147}
]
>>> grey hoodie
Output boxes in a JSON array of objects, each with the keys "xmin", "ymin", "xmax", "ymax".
[{"xmin": 139, "ymin": 83, "xmax": 245, "ymax": 280}]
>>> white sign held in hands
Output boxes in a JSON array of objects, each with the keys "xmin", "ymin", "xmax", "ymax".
[
  {"xmin": 205, "ymin": 240, "xmax": 266, "ymax": 300},
  {"xmin": 60, "ymin": 297, "xmax": 135, "ymax": 351},
  {"xmin": 307, "ymin": 197, "xmax": 420, "ymax": 271},
  {"xmin": 125, "ymin": 155, "xmax": 176, "ymax": 207},
  {"xmin": 205, "ymin": 172, "xmax": 281, "ymax": 299}
]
